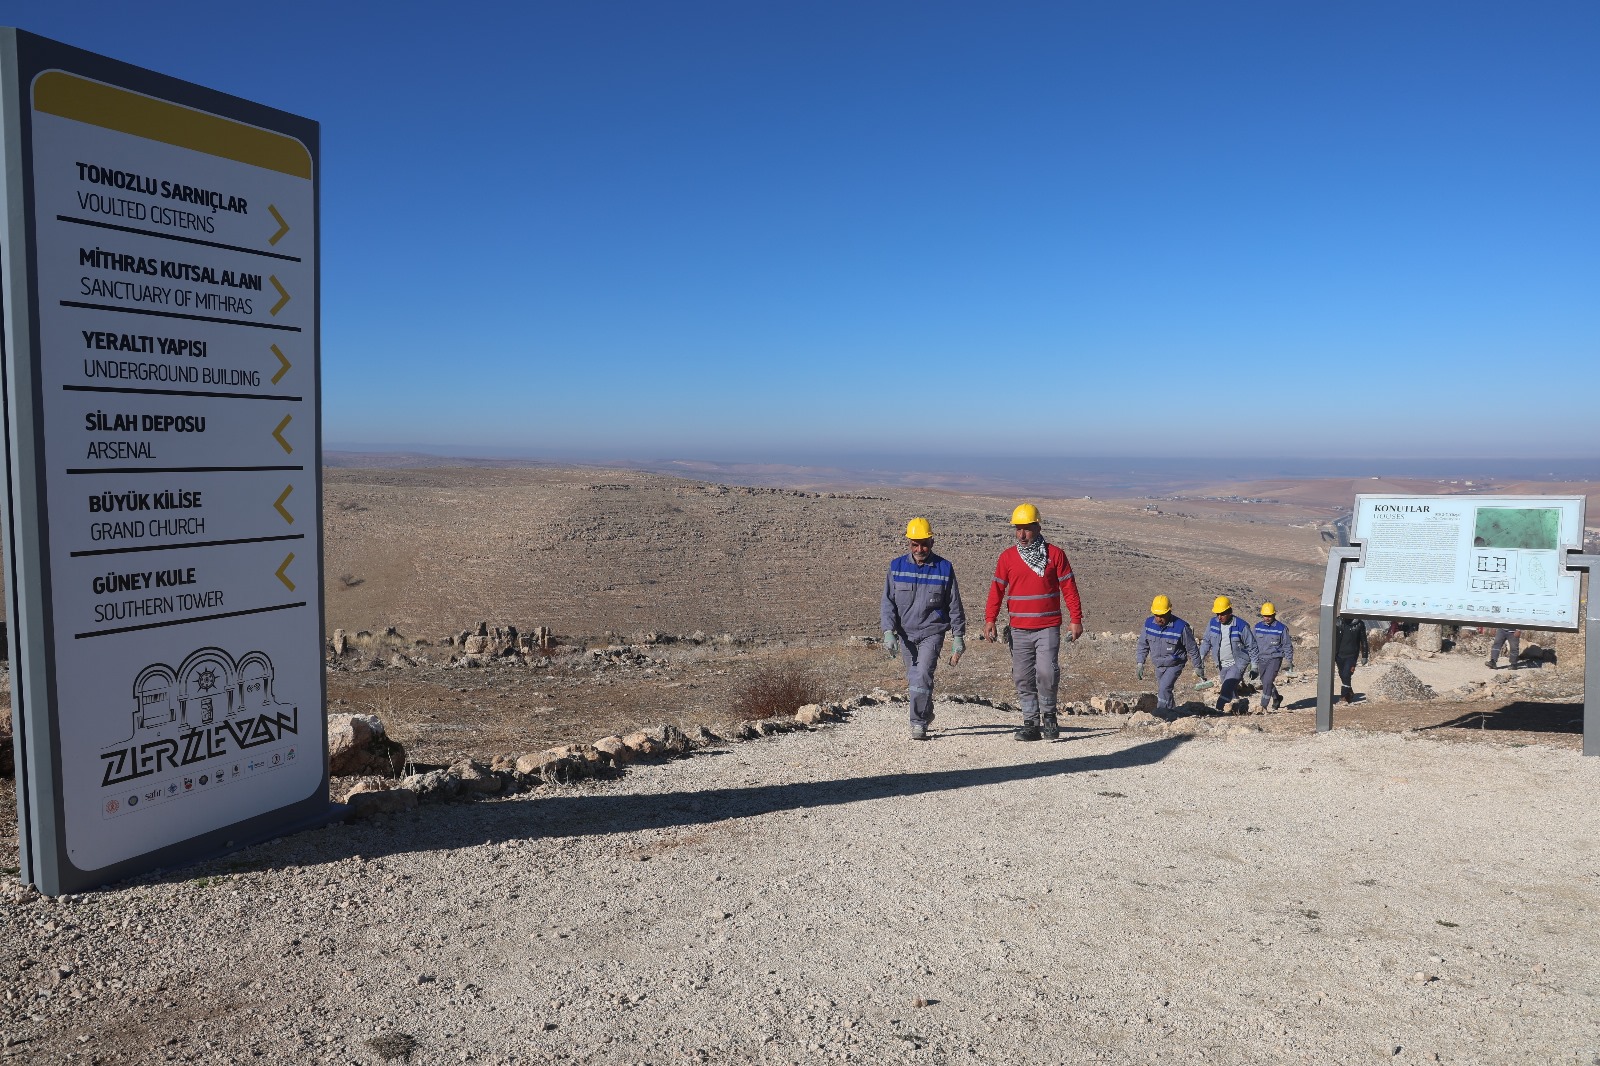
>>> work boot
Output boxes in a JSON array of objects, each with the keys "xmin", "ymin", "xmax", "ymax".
[
  {"xmin": 1039, "ymin": 713, "xmax": 1060, "ymax": 740},
  {"xmin": 1484, "ymin": 658, "xmax": 1497, "ymax": 670},
  {"xmin": 1340, "ymin": 686, "xmax": 1354, "ymax": 704},
  {"xmin": 1014, "ymin": 721, "xmax": 1041, "ymax": 742},
  {"xmin": 1272, "ymin": 693, "xmax": 1283, "ymax": 711},
  {"xmin": 909, "ymin": 725, "xmax": 928, "ymax": 741}
]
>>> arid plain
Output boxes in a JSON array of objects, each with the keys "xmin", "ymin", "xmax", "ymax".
[{"xmin": 317, "ymin": 461, "xmax": 1594, "ymax": 764}]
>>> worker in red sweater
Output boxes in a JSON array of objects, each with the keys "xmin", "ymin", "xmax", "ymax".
[{"xmin": 983, "ymin": 503, "xmax": 1085, "ymax": 741}]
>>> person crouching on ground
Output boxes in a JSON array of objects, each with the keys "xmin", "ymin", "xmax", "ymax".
[
  {"xmin": 1200, "ymin": 596, "xmax": 1258, "ymax": 713},
  {"xmin": 1136, "ymin": 595, "xmax": 1204, "ymax": 710},
  {"xmin": 881, "ymin": 517, "xmax": 966, "ymax": 741},
  {"xmin": 983, "ymin": 504, "xmax": 1084, "ymax": 741},
  {"xmin": 1251, "ymin": 602, "xmax": 1293, "ymax": 711}
]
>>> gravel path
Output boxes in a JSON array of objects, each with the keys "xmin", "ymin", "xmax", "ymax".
[{"xmin": 3, "ymin": 702, "xmax": 1598, "ymax": 1065}]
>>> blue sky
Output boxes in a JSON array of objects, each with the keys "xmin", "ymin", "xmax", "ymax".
[{"xmin": 9, "ymin": 2, "xmax": 1599, "ymax": 462}]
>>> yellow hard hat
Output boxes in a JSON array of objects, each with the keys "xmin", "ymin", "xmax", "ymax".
[
  {"xmin": 1213, "ymin": 595, "xmax": 1232, "ymax": 614},
  {"xmin": 905, "ymin": 517, "xmax": 932, "ymax": 540},
  {"xmin": 1010, "ymin": 503, "xmax": 1040, "ymax": 526},
  {"xmin": 1259, "ymin": 602, "xmax": 1276, "ymax": 617},
  {"xmin": 1151, "ymin": 595, "xmax": 1172, "ymax": 615}
]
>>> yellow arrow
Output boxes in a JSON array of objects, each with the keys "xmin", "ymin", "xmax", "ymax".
[
  {"xmin": 268, "ymin": 275, "xmax": 290, "ymax": 316},
  {"xmin": 270, "ymin": 344, "xmax": 291, "ymax": 385},
  {"xmin": 272, "ymin": 414, "xmax": 293, "ymax": 454},
  {"xmin": 267, "ymin": 204, "xmax": 290, "ymax": 246},
  {"xmin": 274, "ymin": 484, "xmax": 294, "ymax": 524},
  {"xmin": 275, "ymin": 553, "xmax": 296, "ymax": 592}
]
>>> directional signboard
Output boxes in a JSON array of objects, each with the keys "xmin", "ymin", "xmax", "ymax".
[{"xmin": 0, "ymin": 30, "xmax": 327, "ymax": 894}]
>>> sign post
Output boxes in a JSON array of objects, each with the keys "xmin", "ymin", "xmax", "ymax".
[
  {"xmin": 1316, "ymin": 494, "xmax": 1592, "ymax": 754},
  {"xmin": 0, "ymin": 29, "xmax": 329, "ymax": 893}
]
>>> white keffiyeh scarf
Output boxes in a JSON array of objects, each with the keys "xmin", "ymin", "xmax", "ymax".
[{"xmin": 1017, "ymin": 538, "xmax": 1048, "ymax": 577}]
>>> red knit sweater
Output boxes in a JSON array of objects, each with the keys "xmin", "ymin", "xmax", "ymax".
[{"xmin": 984, "ymin": 543, "xmax": 1084, "ymax": 630}]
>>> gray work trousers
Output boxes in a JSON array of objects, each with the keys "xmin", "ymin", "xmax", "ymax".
[
  {"xmin": 900, "ymin": 632, "xmax": 945, "ymax": 727},
  {"xmin": 1155, "ymin": 663, "xmax": 1184, "ymax": 710},
  {"xmin": 1257, "ymin": 656, "xmax": 1284, "ymax": 710},
  {"xmin": 1215, "ymin": 662, "xmax": 1246, "ymax": 710},
  {"xmin": 1010, "ymin": 626, "xmax": 1061, "ymax": 723},
  {"xmin": 1490, "ymin": 629, "xmax": 1519, "ymax": 666}
]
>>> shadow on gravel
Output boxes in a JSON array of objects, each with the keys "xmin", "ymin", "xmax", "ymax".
[
  {"xmin": 1419, "ymin": 700, "xmax": 1583, "ymax": 734},
  {"xmin": 309, "ymin": 734, "xmax": 1197, "ymax": 863},
  {"xmin": 936, "ymin": 723, "xmax": 1116, "ymax": 739}
]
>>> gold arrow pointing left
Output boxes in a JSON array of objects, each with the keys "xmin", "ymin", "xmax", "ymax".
[
  {"xmin": 272, "ymin": 414, "xmax": 293, "ymax": 454},
  {"xmin": 274, "ymin": 485, "xmax": 294, "ymax": 524},
  {"xmin": 276, "ymin": 552, "xmax": 296, "ymax": 592}
]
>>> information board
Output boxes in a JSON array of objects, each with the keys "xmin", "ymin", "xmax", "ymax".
[
  {"xmin": 1340, "ymin": 494, "xmax": 1585, "ymax": 630},
  {"xmin": 0, "ymin": 29, "xmax": 326, "ymax": 894}
]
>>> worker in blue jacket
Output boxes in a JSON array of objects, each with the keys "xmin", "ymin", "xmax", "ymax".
[
  {"xmin": 881, "ymin": 517, "xmax": 966, "ymax": 741},
  {"xmin": 1135, "ymin": 595, "xmax": 1205, "ymax": 709},
  {"xmin": 1200, "ymin": 596, "xmax": 1258, "ymax": 712},
  {"xmin": 1251, "ymin": 603, "xmax": 1293, "ymax": 711}
]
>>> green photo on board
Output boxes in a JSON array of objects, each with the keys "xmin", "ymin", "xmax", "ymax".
[{"xmin": 1472, "ymin": 507, "xmax": 1560, "ymax": 551}]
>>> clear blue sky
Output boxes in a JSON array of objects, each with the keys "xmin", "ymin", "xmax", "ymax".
[{"xmin": 10, "ymin": 2, "xmax": 1599, "ymax": 462}]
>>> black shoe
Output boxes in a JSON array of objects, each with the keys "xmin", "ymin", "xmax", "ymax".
[
  {"xmin": 1014, "ymin": 723, "xmax": 1041, "ymax": 742},
  {"xmin": 1040, "ymin": 715, "xmax": 1060, "ymax": 740},
  {"xmin": 1272, "ymin": 694, "xmax": 1283, "ymax": 710},
  {"xmin": 1341, "ymin": 687, "xmax": 1354, "ymax": 704}
]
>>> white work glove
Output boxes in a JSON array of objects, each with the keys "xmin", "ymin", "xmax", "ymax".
[{"xmin": 883, "ymin": 630, "xmax": 899, "ymax": 658}]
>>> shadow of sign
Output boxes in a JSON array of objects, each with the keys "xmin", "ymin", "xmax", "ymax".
[{"xmin": 1420, "ymin": 700, "xmax": 1583, "ymax": 735}]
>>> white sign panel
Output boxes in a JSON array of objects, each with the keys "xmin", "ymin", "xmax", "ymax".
[
  {"xmin": 1, "ymin": 31, "xmax": 325, "ymax": 893},
  {"xmin": 1341, "ymin": 494, "xmax": 1584, "ymax": 629}
]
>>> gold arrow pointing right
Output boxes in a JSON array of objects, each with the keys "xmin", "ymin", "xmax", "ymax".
[
  {"xmin": 267, "ymin": 204, "xmax": 290, "ymax": 246},
  {"xmin": 270, "ymin": 344, "xmax": 291, "ymax": 385},
  {"xmin": 268, "ymin": 275, "xmax": 290, "ymax": 316}
]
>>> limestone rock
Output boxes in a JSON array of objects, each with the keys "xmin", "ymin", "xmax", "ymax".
[
  {"xmin": 1125, "ymin": 711, "xmax": 1163, "ymax": 731},
  {"xmin": 347, "ymin": 789, "xmax": 418, "ymax": 819},
  {"xmin": 1415, "ymin": 624, "xmax": 1443, "ymax": 653},
  {"xmin": 796, "ymin": 704, "xmax": 827, "ymax": 725},
  {"xmin": 327, "ymin": 713, "xmax": 406, "ymax": 777},
  {"xmin": 621, "ymin": 731, "xmax": 666, "ymax": 757},
  {"xmin": 593, "ymin": 736, "xmax": 632, "ymax": 764},
  {"xmin": 449, "ymin": 759, "xmax": 503, "ymax": 794},
  {"xmin": 400, "ymin": 769, "xmax": 460, "ymax": 804}
]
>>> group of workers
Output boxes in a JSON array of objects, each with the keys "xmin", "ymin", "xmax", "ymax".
[
  {"xmin": 1134, "ymin": 594, "xmax": 1296, "ymax": 712},
  {"xmin": 879, "ymin": 505, "xmax": 1360, "ymax": 741}
]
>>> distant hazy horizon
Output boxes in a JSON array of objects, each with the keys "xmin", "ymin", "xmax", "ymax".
[{"xmin": 326, "ymin": 443, "xmax": 1600, "ymax": 498}]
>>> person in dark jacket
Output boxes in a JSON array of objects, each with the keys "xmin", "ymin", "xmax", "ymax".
[
  {"xmin": 1252, "ymin": 602, "xmax": 1294, "ymax": 711},
  {"xmin": 1334, "ymin": 615, "xmax": 1369, "ymax": 703},
  {"xmin": 882, "ymin": 517, "xmax": 966, "ymax": 740}
]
